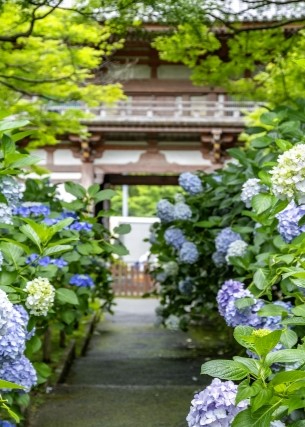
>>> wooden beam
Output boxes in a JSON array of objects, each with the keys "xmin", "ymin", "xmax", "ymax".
[{"xmin": 103, "ymin": 174, "xmax": 179, "ymax": 186}]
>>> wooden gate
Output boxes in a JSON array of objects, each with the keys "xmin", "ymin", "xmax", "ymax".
[{"xmin": 111, "ymin": 263, "xmax": 155, "ymax": 296}]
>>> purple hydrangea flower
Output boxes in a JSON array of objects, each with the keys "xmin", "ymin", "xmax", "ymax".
[
  {"xmin": 217, "ymin": 280, "xmax": 264, "ymax": 328},
  {"xmin": 52, "ymin": 258, "xmax": 68, "ymax": 268},
  {"xmin": 179, "ymin": 242, "xmax": 199, "ymax": 264},
  {"xmin": 156, "ymin": 199, "xmax": 175, "ymax": 223},
  {"xmin": 215, "ymin": 227, "xmax": 241, "ymax": 254},
  {"xmin": 13, "ymin": 305, "xmax": 35, "ymax": 340},
  {"xmin": 179, "ymin": 172, "xmax": 203, "ymax": 195},
  {"xmin": 0, "ymin": 307, "xmax": 27, "ymax": 360},
  {"xmin": 0, "ymin": 355, "xmax": 37, "ymax": 393},
  {"xmin": 69, "ymin": 221, "xmax": 93, "ymax": 232},
  {"xmin": 69, "ymin": 274, "xmax": 94, "ymax": 288},
  {"xmin": 174, "ymin": 202, "xmax": 192, "ymax": 220},
  {"xmin": 186, "ymin": 378, "xmax": 248, "ymax": 427},
  {"xmin": 164, "ymin": 227, "xmax": 186, "ymax": 249},
  {"xmin": 276, "ymin": 202, "xmax": 305, "ymax": 243}
]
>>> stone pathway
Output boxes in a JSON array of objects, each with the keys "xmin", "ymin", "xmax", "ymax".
[{"xmin": 28, "ymin": 298, "xmax": 213, "ymax": 427}]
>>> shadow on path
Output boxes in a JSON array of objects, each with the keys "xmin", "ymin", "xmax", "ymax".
[{"xmin": 28, "ymin": 298, "xmax": 211, "ymax": 427}]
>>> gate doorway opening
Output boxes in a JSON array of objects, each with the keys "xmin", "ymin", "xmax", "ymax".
[{"xmin": 97, "ymin": 174, "xmax": 180, "ymax": 296}]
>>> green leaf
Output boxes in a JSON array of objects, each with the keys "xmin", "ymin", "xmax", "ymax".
[
  {"xmin": 113, "ymin": 224, "xmax": 131, "ymax": 235},
  {"xmin": 292, "ymin": 304, "xmax": 305, "ymax": 317},
  {"xmin": 251, "ymin": 136, "xmax": 272, "ymax": 148},
  {"xmin": 290, "ymin": 421, "xmax": 305, "ymax": 427},
  {"xmin": 231, "ymin": 406, "xmax": 272, "ymax": 427},
  {"xmin": 233, "ymin": 325, "xmax": 255, "ymax": 349},
  {"xmin": 280, "ymin": 329, "xmax": 298, "ymax": 348},
  {"xmin": 64, "ymin": 181, "xmax": 86, "ymax": 199},
  {"xmin": 251, "ymin": 193, "xmax": 274, "ymax": 214},
  {"xmin": 26, "ymin": 335, "xmax": 42, "ymax": 354},
  {"xmin": 233, "ymin": 356, "xmax": 260, "ymax": 377},
  {"xmin": 0, "ymin": 379, "xmax": 25, "ymax": 390},
  {"xmin": 50, "ymin": 218, "xmax": 74, "ymax": 235},
  {"xmin": 19, "ymin": 224, "xmax": 41, "ymax": 249},
  {"xmin": 0, "ymin": 242, "xmax": 24, "ymax": 265},
  {"xmin": 33, "ymin": 362, "xmax": 52, "ymax": 379},
  {"xmin": 258, "ymin": 170, "xmax": 271, "ymax": 186},
  {"xmin": 56, "ymin": 288, "xmax": 79, "ymax": 305},
  {"xmin": 5, "ymin": 153, "xmax": 40, "ymax": 168},
  {"xmin": 282, "ymin": 317, "xmax": 305, "ymax": 326},
  {"xmin": 251, "ymin": 389, "xmax": 273, "ymax": 412},
  {"xmin": 266, "ymin": 349, "xmax": 305, "ymax": 365},
  {"xmin": 271, "ymin": 370, "xmax": 305, "ymax": 386},
  {"xmin": 43, "ymin": 245, "xmax": 72, "ymax": 257},
  {"xmin": 258, "ymin": 304, "xmax": 288, "ymax": 317},
  {"xmin": 253, "ymin": 268, "xmax": 268, "ymax": 290},
  {"xmin": 253, "ymin": 329, "xmax": 282, "ymax": 357},
  {"xmin": 61, "ymin": 310, "xmax": 76, "ymax": 325},
  {"xmin": 104, "ymin": 242, "xmax": 129, "ymax": 256},
  {"xmin": 236, "ymin": 379, "xmax": 261, "ymax": 405},
  {"xmin": 235, "ymin": 297, "xmax": 255, "ymax": 310},
  {"xmin": 2, "ymin": 134, "xmax": 15, "ymax": 155},
  {"xmin": 201, "ymin": 359, "xmax": 249, "ymax": 380},
  {"xmin": 0, "ymin": 120, "xmax": 29, "ymax": 132},
  {"xmin": 88, "ymin": 183, "xmax": 100, "ymax": 197},
  {"xmin": 94, "ymin": 189, "xmax": 116, "ymax": 202}
]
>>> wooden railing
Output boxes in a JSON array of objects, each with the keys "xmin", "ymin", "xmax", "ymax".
[
  {"xmin": 111, "ymin": 263, "xmax": 155, "ymax": 296},
  {"xmin": 46, "ymin": 99, "xmax": 261, "ymax": 124}
]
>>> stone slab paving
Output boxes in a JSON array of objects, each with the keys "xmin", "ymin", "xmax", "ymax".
[{"xmin": 28, "ymin": 298, "xmax": 212, "ymax": 427}]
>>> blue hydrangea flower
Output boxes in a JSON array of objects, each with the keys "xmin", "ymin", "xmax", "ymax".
[
  {"xmin": 178, "ymin": 277, "xmax": 193, "ymax": 295},
  {"xmin": 29, "ymin": 204, "xmax": 50, "ymax": 217},
  {"xmin": 156, "ymin": 199, "xmax": 175, "ymax": 223},
  {"xmin": 13, "ymin": 205, "xmax": 31, "ymax": 217},
  {"xmin": 165, "ymin": 315, "xmax": 180, "ymax": 330},
  {"xmin": 0, "ymin": 307, "xmax": 27, "ymax": 361},
  {"xmin": 217, "ymin": 280, "xmax": 264, "ymax": 328},
  {"xmin": 276, "ymin": 202, "xmax": 305, "ymax": 243},
  {"xmin": 26, "ymin": 254, "xmax": 39, "ymax": 265},
  {"xmin": 69, "ymin": 221, "xmax": 93, "ymax": 232},
  {"xmin": 225, "ymin": 240, "xmax": 248, "ymax": 264},
  {"xmin": 155, "ymin": 272, "xmax": 167, "ymax": 283},
  {"xmin": 186, "ymin": 378, "xmax": 248, "ymax": 427},
  {"xmin": 38, "ymin": 256, "xmax": 52, "ymax": 267},
  {"xmin": 0, "ymin": 290, "xmax": 14, "ymax": 336},
  {"xmin": 260, "ymin": 301, "xmax": 292, "ymax": 330},
  {"xmin": 215, "ymin": 227, "xmax": 241, "ymax": 254},
  {"xmin": 13, "ymin": 305, "xmax": 35, "ymax": 340},
  {"xmin": 69, "ymin": 274, "xmax": 94, "ymax": 288},
  {"xmin": 179, "ymin": 242, "xmax": 199, "ymax": 264},
  {"xmin": 0, "ymin": 176, "xmax": 23, "ymax": 208},
  {"xmin": 60, "ymin": 211, "xmax": 78, "ymax": 219},
  {"xmin": 179, "ymin": 172, "xmax": 203, "ymax": 195},
  {"xmin": 0, "ymin": 421, "xmax": 16, "ymax": 427},
  {"xmin": 43, "ymin": 218, "xmax": 58, "ymax": 226},
  {"xmin": 164, "ymin": 227, "xmax": 186, "ymax": 249},
  {"xmin": 174, "ymin": 202, "xmax": 192, "ymax": 220},
  {"xmin": 52, "ymin": 258, "xmax": 68, "ymax": 268},
  {"xmin": 14, "ymin": 203, "xmax": 50, "ymax": 217},
  {"xmin": 0, "ymin": 355, "xmax": 37, "ymax": 393},
  {"xmin": 212, "ymin": 251, "xmax": 226, "ymax": 267},
  {"xmin": 0, "ymin": 203, "xmax": 13, "ymax": 224}
]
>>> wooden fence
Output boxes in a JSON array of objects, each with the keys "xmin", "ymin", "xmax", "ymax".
[{"xmin": 111, "ymin": 263, "xmax": 155, "ymax": 296}]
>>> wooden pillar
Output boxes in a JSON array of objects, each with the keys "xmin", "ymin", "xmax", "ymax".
[{"xmin": 81, "ymin": 162, "xmax": 94, "ymax": 188}]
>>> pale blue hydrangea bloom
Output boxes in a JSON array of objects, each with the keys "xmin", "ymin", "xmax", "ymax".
[
  {"xmin": 156, "ymin": 199, "xmax": 175, "ymax": 223},
  {"xmin": 174, "ymin": 193, "xmax": 185, "ymax": 203},
  {"xmin": 179, "ymin": 172, "xmax": 203, "ymax": 195},
  {"xmin": 164, "ymin": 261, "xmax": 179, "ymax": 277},
  {"xmin": 0, "ymin": 203, "xmax": 13, "ymax": 224},
  {"xmin": 270, "ymin": 421, "xmax": 285, "ymax": 427},
  {"xmin": 165, "ymin": 315, "xmax": 180, "ymax": 330},
  {"xmin": 215, "ymin": 228, "xmax": 241, "ymax": 255},
  {"xmin": 13, "ymin": 305, "xmax": 35, "ymax": 341},
  {"xmin": 0, "ymin": 176, "xmax": 23, "ymax": 208},
  {"xmin": 262, "ymin": 301, "xmax": 292, "ymax": 330},
  {"xmin": 0, "ymin": 307, "xmax": 27, "ymax": 360},
  {"xmin": 225, "ymin": 240, "xmax": 248, "ymax": 263},
  {"xmin": 276, "ymin": 202, "xmax": 305, "ymax": 243},
  {"xmin": 179, "ymin": 242, "xmax": 199, "ymax": 264},
  {"xmin": 186, "ymin": 378, "xmax": 248, "ymax": 427},
  {"xmin": 164, "ymin": 227, "xmax": 186, "ymax": 249},
  {"xmin": 0, "ymin": 355, "xmax": 37, "ymax": 393},
  {"xmin": 240, "ymin": 178, "xmax": 267, "ymax": 208},
  {"xmin": 0, "ymin": 290, "xmax": 14, "ymax": 336},
  {"xmin": 212, "ymin": 251, "xmax": 226, "ymax": 267},
  {"xmin": 178, "ymin": 277, "xmax": 193, "ymax": 295},
  {"xmin": 174, "ymin": 202, "xmax": 192, "ymax": 220},
  {"xmin": 0, "ymin": 421, "xmax": 16, "ymax": 427}
]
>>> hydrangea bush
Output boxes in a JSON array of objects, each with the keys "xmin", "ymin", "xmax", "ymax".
[
  {"xmin": 150, "ymin": 104, "xmax": 305, "ymax": 424},
  {"xmin": 0, "ymin": 119, "xmax": 127, "ymax": 425}
]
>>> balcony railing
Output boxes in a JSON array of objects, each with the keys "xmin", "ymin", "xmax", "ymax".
[{"xmin": 46, "ymin": 99, "xmax": 261, "ymax": 124}]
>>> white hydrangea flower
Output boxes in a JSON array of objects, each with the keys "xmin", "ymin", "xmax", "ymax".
[
  {"xmin": 241, "ymin": 178, "xmax": 267, "ymax": 208},
  {"xmin": 225, "ymin": 240, "xmax": 248, "ymax": 263},
  {"xmin": 25, "ymin": 277, "xmax": 55, "ymax": 316},
  {"xmin": 270, "ymin": 144, "xmax": 305, "ymax": 203},
  {"xmin": 0, "ymin": 290, "xmax": 14, "ymax": 335}
]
